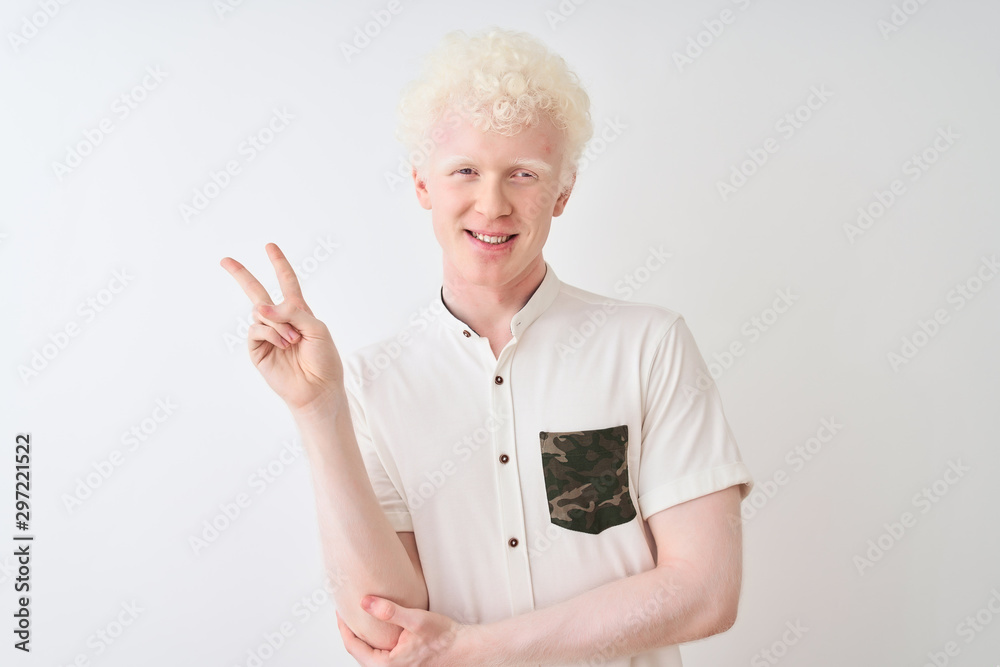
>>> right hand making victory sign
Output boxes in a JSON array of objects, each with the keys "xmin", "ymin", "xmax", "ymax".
[{"xmin": 220, "ymin": 242, "xmax": 344, "ymax": 414}]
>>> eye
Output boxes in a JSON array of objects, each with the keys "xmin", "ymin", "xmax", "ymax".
[
  {"xmin": 455, "ymin": 168, "xmax": 476, "ymax": 175},
  {"xmin": 514, "ymin": 170, "xmax": 537, "ymax": 179}
]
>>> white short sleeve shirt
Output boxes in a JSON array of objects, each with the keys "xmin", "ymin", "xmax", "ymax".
[{"xmin": 343, "ymin": 261, "xmax": 754, "ymax": 667}]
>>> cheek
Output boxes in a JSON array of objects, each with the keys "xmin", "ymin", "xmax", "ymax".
[
  {"xmin": 521, "ymin": 189, "xmax": 556, "ymax": 217},
  {"xmin": 430, "ymin": 215, "xmax": 453, "ymax": 243}
]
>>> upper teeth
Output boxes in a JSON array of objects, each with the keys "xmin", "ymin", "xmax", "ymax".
[{"xmin": 473, "ymin": 232, "xmax": 511, "ymax": 244}]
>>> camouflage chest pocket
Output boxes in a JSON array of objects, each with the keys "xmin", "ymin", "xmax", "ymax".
[{"xmin": 539, "ymin": 424, "xmax": 637, "ymax": 535}]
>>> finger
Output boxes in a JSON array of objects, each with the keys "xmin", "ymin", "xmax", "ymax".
[
  {"xmin": 335, "ymin": 611, "xmax": 378, "ymax": 662},
  {"xmin": 220, "ymin": 256, "xmax": 275, "ymax": 307},
  {"xmin": 335, "ymin": 611, "xmax": 353, "ymax": 643},
  {"xmin": 258, "ymin": 300, "xmax": 327, "ymax": 339},
  {"xmin": 248, "ymin": 323, "xmax": 289, "ymax": 350},
  {"xmin": 265, "ymin": 243, "xmax": 306, "ymax": 304},
  {"xmin": 255, "ymin": 303, "xmax": 301, "ymax": 345}
]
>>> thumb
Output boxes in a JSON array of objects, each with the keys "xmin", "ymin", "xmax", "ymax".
[
  {"xmin": 259, "ymin": 301, "xmax": 325, "ymax": 337},
  {"xmin": 362, "ymin": 596, "xmax": 412, "ymax": 630}
]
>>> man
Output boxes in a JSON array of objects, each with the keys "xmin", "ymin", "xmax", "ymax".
[{"xmin": 222, "ymin": 28, "xmax": 754, "ymax": 666}]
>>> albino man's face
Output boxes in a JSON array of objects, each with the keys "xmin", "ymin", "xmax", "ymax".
[{"xmin": 413, "ymin": 110, "xmax": 573, "ymax": 292}]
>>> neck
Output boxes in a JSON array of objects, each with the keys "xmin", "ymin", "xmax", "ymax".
[{"xmin": 441, "ymin": 258, "xmax": 546, "ymax": 337}]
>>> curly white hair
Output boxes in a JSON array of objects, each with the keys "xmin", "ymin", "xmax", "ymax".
[{"xmin": 395, "ymin": 27, "xmax": 593, "ymax": 196}]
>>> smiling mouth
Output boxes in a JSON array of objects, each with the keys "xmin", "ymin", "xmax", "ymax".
[{"xmin": 467, "ymin": 230, "xmax": 517, "ymax": 245}]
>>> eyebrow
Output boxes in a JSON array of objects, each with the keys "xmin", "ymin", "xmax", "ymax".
[{"xmin": 437, "ymin": 155, "xmax": 554, "ymax": 175}]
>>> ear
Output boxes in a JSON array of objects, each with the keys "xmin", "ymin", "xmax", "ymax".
[
  {"xmin": 413, "ymin": 167, "xmax": 432, "ymax": 210},
  {"xmin": 552, "ymin": 171, "xmax": 576, "ymax": 217}
]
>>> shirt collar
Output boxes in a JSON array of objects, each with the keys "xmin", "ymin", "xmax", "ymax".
[{"xmin": 437, "ymin": 261, "xmax": 560, "ymax": 339}]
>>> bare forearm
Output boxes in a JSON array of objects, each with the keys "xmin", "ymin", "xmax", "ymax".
[
  {"xmin": 293, "ymin": 398, "xmax": 427, "ymax": 650},
  {"xmin": 476, "ymin": 562, "xmax": 734, "ymax": 666}
]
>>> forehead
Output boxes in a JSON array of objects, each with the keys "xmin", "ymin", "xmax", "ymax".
[{"xmin": 428, "ymin": 109, "xmax": 565, "ymax": 163}]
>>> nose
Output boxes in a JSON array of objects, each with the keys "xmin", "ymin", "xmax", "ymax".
[{"xmin": 474, "ymin": 178, "xmax": 512, "ymax": 220}]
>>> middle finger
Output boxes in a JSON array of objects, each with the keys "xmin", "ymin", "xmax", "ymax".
[{"xmin": 265, "ymin": 242, "xmax": 306, "ymax": 305}]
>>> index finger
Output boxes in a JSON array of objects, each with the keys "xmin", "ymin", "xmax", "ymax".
[
  {"xmin": 265, "ymin": 242, "xmax": 305, "ymax": 302},
  {"xmin": 219, "ymin": 256, "xmax": 274, "ymax": 306}
]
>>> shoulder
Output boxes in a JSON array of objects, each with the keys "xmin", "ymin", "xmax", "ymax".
[
  {"xmin": 343, "ymin": 332, "xmax": 408, "ymax": 398},
  {"xmin": 552, "ymin": 278, "xmax": 685, "ymax": 340},
  {"xmin": 342, "ymin": 311, "xmax": 443, "ymax": 399}
]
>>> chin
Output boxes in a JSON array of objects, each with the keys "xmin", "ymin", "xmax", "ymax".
[{"xmin": 459, "ymin": 258, "xmax": 516, "ymax": 283}]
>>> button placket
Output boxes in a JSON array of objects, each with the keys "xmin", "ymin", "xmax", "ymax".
[{"xmin": 490, "ymin": 348, "xmax": 535, "ymax": 615}]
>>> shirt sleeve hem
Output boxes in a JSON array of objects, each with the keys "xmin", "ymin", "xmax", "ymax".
[
  {"xmin": 637, "ymin": 461, "xmax": 755, "ymax": 520},
  {"xmin": 385, "ymin": 512, "xmax": 414, "ymax": 532}
]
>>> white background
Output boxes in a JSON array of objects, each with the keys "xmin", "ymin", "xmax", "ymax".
[{"xmin": 2, "ymin": 0, "xmax": 999, "ymax": 665}]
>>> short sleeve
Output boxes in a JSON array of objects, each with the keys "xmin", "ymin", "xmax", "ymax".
[
  {"xmin": 344, "ymin": 367, "xmax": 414, "ymax": 532},
  {"xmin": 637, "ymin": 316, "xmax": 754, "ymax": 519}
]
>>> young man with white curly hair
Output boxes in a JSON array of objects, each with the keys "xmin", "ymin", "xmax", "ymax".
[{"xmin": 222, "ymin": 27, "xmax": 754, "ymax": 666}]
